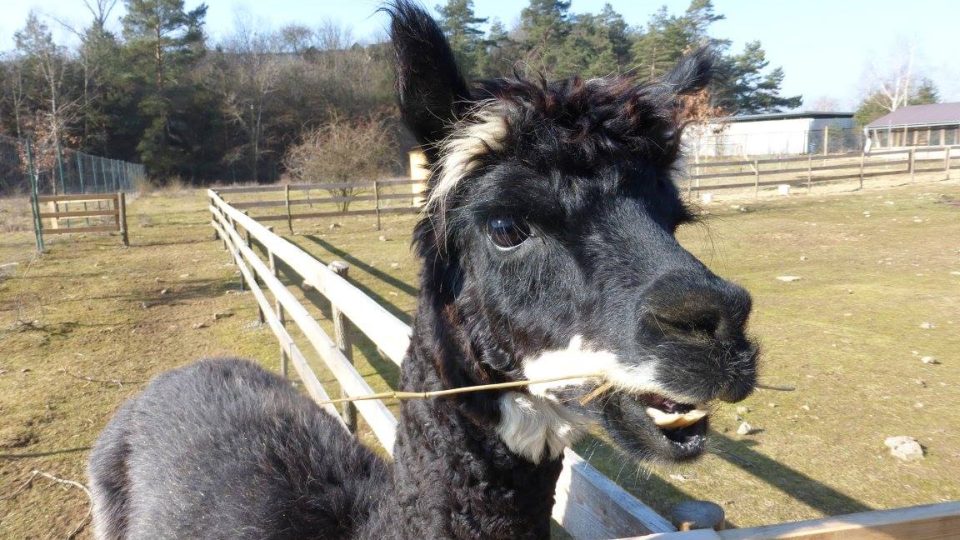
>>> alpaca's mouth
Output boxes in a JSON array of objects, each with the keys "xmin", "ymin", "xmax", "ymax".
[
  {"xmin": 599, "ymin": 391, "xmax": 711, "ymax": 462},
  {"xmin": 641, "ymin": 393, "xmax": 710, "ymax": 450}
]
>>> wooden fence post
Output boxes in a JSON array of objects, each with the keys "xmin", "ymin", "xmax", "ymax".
[
  {"xmin": 269, "ymin": 249, "xmax": 288, "ymax": 378},
  {"xmin": 211, "ymin": 193, "xmax": 221, "ymax": 241},
  {"xmin": 284, "ymin": 184, "xmax": 293, "ymax": 233},
  {"xmin": 242, "ymin": 210, "xmax": 266, "ymax": 324},
  {"xmin": 909, "ymin": 148, "xmax": 916, "ymax": 182},
  {"xmin": 823, "ymin": 126, "xmax": 829, "ymax": 156},
  {"xmin": 806, "ymin": 153, "xmax": 813, "ymax": 193},
  {"xmin": 118, "ymin": 192, "xmax": 129, "ymax": 246},
  {"xmin": 945, "ymin": 147, "xmax": 951, "ymax": 180},
  {"xmin": 858, "ymin": 152, "xmax": 865, "ymax": 190},
  {"xmin": 753, "ymin": 159, "xmax": 760, "ymax": 199},
  {"xmin": 374, "ymin": 180, "xmax": 382, "ymax": 231},
  {"xmin": 329, "ymin": 260, "xmax": 357, "ymax": 433}
]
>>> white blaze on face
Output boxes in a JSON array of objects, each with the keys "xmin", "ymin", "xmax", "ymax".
[
  {"xmin": 497, "ymin": 335, "xmax": 669, "ymax": 463},
  {"xmin": 522, "ymin": 335, "xmax": 660, "ymax": 396},
  {"xmin": 428, "ymin": 106, "xmax": 510, "ymax": 221}
]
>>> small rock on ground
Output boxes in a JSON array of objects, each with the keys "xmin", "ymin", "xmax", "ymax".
[
  {"xmin": 884, "ymin": 436, "xmax": 924, "ymax": 461},
  {"xmin": 776, "ymin": 275, "xmax": 801, "ymax": 282},
  {"xmin": 736, "ymin": 406, "xmax": 750, "ymax": 415},
  {"xmin": 737, "ymin": 422, "xmax": 754, "ymax": 435},
  {"xmin": 920, "ymin": 356, "xmax": 940, "ymax": 365}
]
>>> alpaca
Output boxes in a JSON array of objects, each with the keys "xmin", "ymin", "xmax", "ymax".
[{"xmin": 87, "ymin": 2, "xmax": 759, "ymax": 538}]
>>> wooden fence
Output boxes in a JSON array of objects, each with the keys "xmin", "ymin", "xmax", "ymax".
[
  {"xmin": 635, "ymin": 501, "xmax": 960, "ymax": 540},
  {"xmin": 213, "ymin": 178, "xmax": 422, "ymax": 231},
  {"xmin": 208, "ymin": 188, "xmax": 675, "ymax": 538},
  {"xmin": 208, "ymin": 186, "xmax": 960, "ymax": 539},
  {"xmin": 30, "ymin": 192, "xmax": 128, "ymax": 252},
  {"xmin": 684, "ymin": 145, "xmax": 960, "ymax": 198}
]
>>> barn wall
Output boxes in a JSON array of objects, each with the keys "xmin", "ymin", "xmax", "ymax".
[{"xmin": 688, "ymin": 117, "xmax": 855, "ymax": 157}]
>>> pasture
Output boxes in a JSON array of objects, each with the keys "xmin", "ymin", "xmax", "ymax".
[{"xmin": 1, "ymin": 178, "xmax": 958, "ymax": 537}]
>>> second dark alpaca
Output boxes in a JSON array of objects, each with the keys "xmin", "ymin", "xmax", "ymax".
[{"xmin": 88, "ymin": 2, "xmax": 758, "ymax": 538}]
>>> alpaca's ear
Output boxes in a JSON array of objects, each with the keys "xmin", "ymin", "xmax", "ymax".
[
  {"xmin": 388, "ymin": 1, "xmax": 472, "ymax": 156},
  {"xmin": 661, "ymin": 47, "xmax": 715, "ymax": 96}
]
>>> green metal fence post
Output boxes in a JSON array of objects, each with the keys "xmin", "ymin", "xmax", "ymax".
[
  {"xmin": 76, "ymin": 152, "xmax": 85, "ymax": 193},
  {"xmin": 92, "ymin": 155, "xmax": 100, "ymax": 193},
  {"xmin": 55, "ymin": 140, "xmax": 66, "ymax": 194},
  {"xmin": 26, "ymin": 139, "xmax": 45, "ymax": 254}
]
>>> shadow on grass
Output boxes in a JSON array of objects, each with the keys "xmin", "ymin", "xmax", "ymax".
[
  {"xmin": 709, "ymin": 433, "xmax": 873, "ymax": 516},
  {"xmin": 0, "ymin": 446, "xmax": 91, "ymax": 459},
  {"xmin": 135, "ymin": 237, "xmax": 211, "ymax": 248},
  {"xmin": 303, "ymin": 234, "xmax": 418, "ymax": 296},
  {"xmin": 575, "ymin": 430, "xmax": 872, "ymax": 529}
]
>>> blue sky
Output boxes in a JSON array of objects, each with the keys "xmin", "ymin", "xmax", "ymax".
[{"xmin": 3, "ymin": 0, "xmax": 958, "ymax": 109}]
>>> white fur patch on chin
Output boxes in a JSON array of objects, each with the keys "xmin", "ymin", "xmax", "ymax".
[{"xmin": 497, "ymin": 392, "xmax": 588, "ymax": 464}]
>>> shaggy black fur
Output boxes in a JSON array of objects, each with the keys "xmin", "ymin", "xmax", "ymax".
[
  {"xmin": 89, "ymin": 1, "xmax": 759, "ymax": 538},
  {"xmin": 88, "ymin": 359, "xmax": 389, "ymax": 539}
]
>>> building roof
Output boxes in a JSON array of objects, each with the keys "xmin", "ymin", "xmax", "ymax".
[
  {"xmin": 867, "ymin": 102, "xmax": 960, "ymax": 129},
  {"xmin": 720, "ymin": 111, "xmax": 854, "ymax": 123}
]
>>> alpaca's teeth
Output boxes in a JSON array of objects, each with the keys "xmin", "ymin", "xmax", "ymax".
[{"xmin": 645, "ymin": 407, "xmax": 708, "ymax": 429}]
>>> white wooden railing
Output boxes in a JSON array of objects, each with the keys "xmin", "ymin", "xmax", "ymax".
[{"xmin": 208, "ymin": 188, "xmax": 675, "ymax": 538}]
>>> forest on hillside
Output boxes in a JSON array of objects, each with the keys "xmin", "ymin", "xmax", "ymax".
[{"xmin": 1, "ymin": 0, "xmax": 809, "ymax": 185}]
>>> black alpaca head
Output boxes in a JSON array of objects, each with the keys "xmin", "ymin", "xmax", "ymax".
[{"xmin": 390, "ymin": 1, "xmax": 758, "ymax": 465}]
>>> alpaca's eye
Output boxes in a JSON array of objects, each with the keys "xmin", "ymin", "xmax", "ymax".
[{"xmin": 487, "ymin": 217, "xmax": 531, "ymax": 250}]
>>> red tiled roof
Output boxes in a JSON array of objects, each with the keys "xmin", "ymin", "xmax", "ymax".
[{"xmin": 867, "ymin": 102, "xmax": 960, "ymax": 128}]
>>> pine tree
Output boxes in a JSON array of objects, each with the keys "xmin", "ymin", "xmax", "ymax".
[
  {"xmin": 713, "ymin": 41, "xmax": 802, "ymax": 114},
  {"xmin": 121, "ymin": 0, "xmax": 209, "ymax": 179},
  {"xmin": 518, "ymin": 0, "xmax": 572, "ymax": 76},
  {"xmin": 436, "ymin": 0, "xmax": 487, "ymax": 79}
]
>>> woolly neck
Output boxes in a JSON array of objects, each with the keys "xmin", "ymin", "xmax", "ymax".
[{"xmin": 358, "ymin": 301, "xmax": 563, "ymax": 539}]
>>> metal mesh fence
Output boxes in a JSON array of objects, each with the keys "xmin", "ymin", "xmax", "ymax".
[{"xmin": 0, "ymin": 134, "xmax": 145, "ymax": 196}]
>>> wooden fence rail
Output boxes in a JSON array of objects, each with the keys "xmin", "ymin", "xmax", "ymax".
[
  {"xmin": 30, "ymin": 192, "xmax": 128, "ymax": 252},
  {"xmin": 636, "ymin": 501, "xmax": 960, "ymax": 540},
  {"xmin": 214, "ymin": 178, "xmax": 423, "ymax": 231},
  {"xmin": 208, "ymin": 188, "xmax": 676, "ymax": 539},
  {"xmin": 684, "ymin": 145, "xmax": 960, "ymax": 198}
]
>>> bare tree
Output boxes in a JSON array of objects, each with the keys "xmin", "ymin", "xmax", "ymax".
[
  {"xmin": 207, "ymin": 17, "xmax": 283, "ymax": 181},
  {"xmin": 283, "ymin": 114, "xmax": 398, "ymax": 211},
  {"xmin": 14, "ymin": 12, "xmax": 80, "ymax": 192},
  {"xmin": 863, "ymin": 42, "xmax": 920, "ymax": 113},
  {"xmin": 82, "ymin": 0, "xmax": 119, "ymax": 32}
]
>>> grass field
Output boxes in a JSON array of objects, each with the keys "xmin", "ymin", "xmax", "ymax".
[{"xmin": 1, "ymin": 176, "xmax": 958, "ymax": 537}]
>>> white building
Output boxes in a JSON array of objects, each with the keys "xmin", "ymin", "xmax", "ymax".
[{"xmin": 687, "ymin": 111, "xmax": 856, "ymax": 158}]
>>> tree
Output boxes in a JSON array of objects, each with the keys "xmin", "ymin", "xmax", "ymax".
[
  {"xmin": 436, "ymin": 0, "xmax": 487, "ymax": 78},
  {"xmin": 855, "ymin": 43, "xmax": 940, "ymax": 126},
  {"xmin": 122, "ymin": 0, "xmax": 210, "ymax": 178},
  {"xmin": 476, "ymin": 19, "xmax": 518, "ymax": 78},
  {"xmin": 282, "ymin": 115, "xmax": 399, "ymax": 211},
  {"xmin": 15, "ymin": 13, "xmax": 74, "ymax": 149},
  {"xmin": 855, "ymin": 78, "xmax": 939, "ymax": 126},
  {"xmin": 518, "ymin": 0, "xmax": 572, "ymax": 76},
  {"xmin": 631, "ymin": 0, "xmax": 726, "ymax": 80},
  {"xmin": 712, "ymin": 41, "xmax": 802, "ymax": 114}
]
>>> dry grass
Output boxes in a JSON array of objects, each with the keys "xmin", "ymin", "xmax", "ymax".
[{"xmin": 1, "ymin": 175, "xmax": 958, "ymax": 537}]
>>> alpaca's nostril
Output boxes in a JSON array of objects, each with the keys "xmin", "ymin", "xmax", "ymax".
[{"xmin": 643, "ymin": 274, "xmax": 752, "ymax": 341}]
